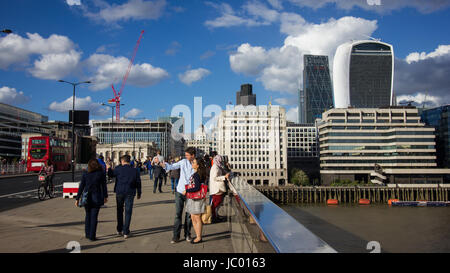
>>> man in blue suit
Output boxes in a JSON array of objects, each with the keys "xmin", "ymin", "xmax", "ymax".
[{"xmin": 107, "ymin": 155, "xmax": 141, "ymax": 239}]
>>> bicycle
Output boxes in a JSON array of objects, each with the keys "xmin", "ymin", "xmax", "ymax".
[{"xmin": 37, "ymin": 174, "xmax": 55, "ymax": 201}]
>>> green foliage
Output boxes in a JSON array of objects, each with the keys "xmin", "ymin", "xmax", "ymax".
[
  {"xmin": 313, "ymin": 178, "xmax": 319, "ymax": 186},
  {"xmin": 291, "ymin": 169, "xmax": 310, "ymax": 186}
]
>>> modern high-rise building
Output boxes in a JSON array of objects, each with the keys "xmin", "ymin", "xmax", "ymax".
[
  {"xmin": 421, "ymin": 105, "xmax": 450, "ymax": 168},
  {"xmin": 236, "ymin": 84, "xmax": 256, "ymax": 106},
  {"xmin": 0, "ymin": 102, "xmax": 50, "ymax": 159},
  {"xmin": 333, "ymin": 40, "xmax": 394, "ymax": 108},
  {"xmin": 216, "ymin": 105, "xmax": 287, "ymax": 186},
  {"xmin": 318, "ymin": 107, "xmax": 450, "ymax": 184},
  {"xmin": 303, "ymin": 55, "xmax": 334, "ymax": 123}
]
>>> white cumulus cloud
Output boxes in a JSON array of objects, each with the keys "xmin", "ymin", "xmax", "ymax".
[
  {"xmin": 0, "ymin": 86, "xmax": 30, "ymax": 105},
  {"xmin": 124, "ymin": 108, "xmax": 143, "ymax": 118},
  {"xmin": 405, "ymin": 45, "xmax": 450, "ymax": 64},
  {"xmin": 29, "ymin": 50, "xmax": 81, "ymax": 80},
  {"xmin": 274, "ymin": 97, "xmax": 296, "ymax": 105},
  {"xmin": 84, "ymin": 0, "xmax": 166, "ymax": 24},
  {"xmin": 66, "ymin": 0, "xmax": 81, "ymax": 6},
  {"xmin": 286, "ymin": 106, "xmax": 299, "ymax": 123},
  {"xmin": 178, "ymin": 68, "xmax": 211, "ymax": 85},
  {"xmin": 48, "ymin": 96, "xmax": 109, "ymax": 116},
  {"xmin": 395, "ymin": 44, "xmax": 450, "ymax": 106},
  {"xmin": 397, "ymin": 93, "xmax": 442, "ymax": 108},
  {"xmin": 0, "ymin": 33, "xmax": 81, "ymax": 80},
  {"xmin": 286, "ymin": 0, "xmax": 450, "ymax": 13},
  {"xmin": 229, "ymin": 16, "xmax": 377, "ymax": 94},
  {"xmin": 267, "ymin": 0, "xmax": 283, "ymax": 10},
  {"xmin": 205, "ymin": 1, "xmax": 277, "ymax": 28},
  {"xmin": 85, "ymin": 53, "xmax": 169, "ymax": 91}
]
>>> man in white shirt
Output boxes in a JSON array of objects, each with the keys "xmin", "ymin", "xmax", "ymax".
[{"xmin": 160, "ymin": 147, "xmax": 196, "ymax": 243}]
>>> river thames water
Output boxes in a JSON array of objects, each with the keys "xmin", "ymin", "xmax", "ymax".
[{"xmin": 281, "ymin": 204, "xmax": 450, "ymax": 253}]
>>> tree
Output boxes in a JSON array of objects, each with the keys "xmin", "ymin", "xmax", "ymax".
[{"xmin": 291, "ymin": 169, "xmax": 310, "ymax": 186}]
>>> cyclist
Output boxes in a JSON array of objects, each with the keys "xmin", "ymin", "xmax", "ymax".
[{"xmin": 39, "ymin": 160, "xmax": 54, "ymax": 192}]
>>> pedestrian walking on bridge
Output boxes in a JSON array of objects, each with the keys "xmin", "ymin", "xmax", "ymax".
[
  {"xmin": 75, "ymin": 159, "xmax": 108, "ymax": 241},
  {"xmin": 107, "ymin": 155, "xmax": 142, "ymax": 239},
  {"xmin": 152, "ymin": 150, "xmax": 165, "ymax": 193}
]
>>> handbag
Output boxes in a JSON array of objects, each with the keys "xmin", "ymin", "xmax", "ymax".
[
  {"xmin": 185, "ymin": 183, "xmax": 208, "ymax": 200},
  {"xmin": 78, "ymin": 189, "xmax": 89, "ymax": 207},
  {"xmin": 201, "ymin": 201, "xmax": 212, "ymax": 225}
]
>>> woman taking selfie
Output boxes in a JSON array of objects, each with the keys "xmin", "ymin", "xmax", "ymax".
[{"xmin": 183, "ymin": 157, "xmax": 207, "ymax": 244}]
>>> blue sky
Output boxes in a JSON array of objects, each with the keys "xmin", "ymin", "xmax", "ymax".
[{"xmin": 1, "ymin": 0, "xmax": 449, "ymax": 134}]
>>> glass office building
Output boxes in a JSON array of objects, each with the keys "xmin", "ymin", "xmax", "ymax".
[
  {"xmin": 92, "ymin": 120, "xmax": 175, "ymax": 158},
  {"xmin": 0, "ymin": 103, "xmax": 50, "ymax": 159},
  {"xmin": 421, "ymin": 105, "xmax": 450, "ymax": 168},
  {"xmin": 333, "ymin": 40, "xmax": 394, "ymax": 108},
  {"xmin": 303, "ymin": 55, "xmax": 334, "ymax": 123}
]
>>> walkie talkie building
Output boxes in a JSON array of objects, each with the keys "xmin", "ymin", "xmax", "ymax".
[{"xmin": 333, "ymin": 40, "xmax": 394, "ymax": 108}]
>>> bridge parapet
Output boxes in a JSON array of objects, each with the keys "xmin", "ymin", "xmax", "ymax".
[{"xmin": 225, "ymin": 176, "xmax": 337, "ymax": 253}]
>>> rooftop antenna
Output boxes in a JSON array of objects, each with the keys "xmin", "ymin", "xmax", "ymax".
[{"xmin": 423, "ymin": 92, "xmax": 428, "ymax": 109}]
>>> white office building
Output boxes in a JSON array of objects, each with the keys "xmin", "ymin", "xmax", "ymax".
[{"xmin": 216, "ymin": 105, "xmax": 288, "ymax": 186}]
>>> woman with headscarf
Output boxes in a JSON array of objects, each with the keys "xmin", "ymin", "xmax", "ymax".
[{"xmin": 209, "ymin": 155, "xmax": 230, "ymax": 222}]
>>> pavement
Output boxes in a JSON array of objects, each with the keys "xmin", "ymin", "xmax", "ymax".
[{"xmin": 0, "ymin": 173, "xmax": 233, "ymax": 253}]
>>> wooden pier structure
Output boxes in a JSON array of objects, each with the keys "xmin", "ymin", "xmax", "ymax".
[{"xmin": 255, "ymin": 186, "xmax": 450, "ymax": 205}]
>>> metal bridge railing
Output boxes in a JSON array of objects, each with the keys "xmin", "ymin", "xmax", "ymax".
[{"xmin": 224, "ymin": 175, "xmax": 337, "ymax": 253}]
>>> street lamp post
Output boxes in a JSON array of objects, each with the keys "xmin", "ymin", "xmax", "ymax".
[
  {"xmin": 58, "ymin": 80, "xmax": 91, "ymax": 182},
  {"xmin": 102, "ymin": 103, "xmax": 124, "ymax": 165}
]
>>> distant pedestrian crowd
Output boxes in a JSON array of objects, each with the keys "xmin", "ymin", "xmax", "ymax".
[{"xmin": 75, "ymin": 147, "xmax": 233, "ymax": 246}]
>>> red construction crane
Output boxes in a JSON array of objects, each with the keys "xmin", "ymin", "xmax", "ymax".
[{"xmin": 109, "ymin": 30, "xmax": 145, "ymax": 121}]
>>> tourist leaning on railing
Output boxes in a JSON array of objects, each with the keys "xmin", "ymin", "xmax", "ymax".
[{"xmin": 209, "ymin": 155, "xmax": 230, "ymax": 223}]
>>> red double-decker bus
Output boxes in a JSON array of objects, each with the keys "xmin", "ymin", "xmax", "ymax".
[{"xmin": 27, "ymin": 136, "xmax": 71, "ymax": 172}]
